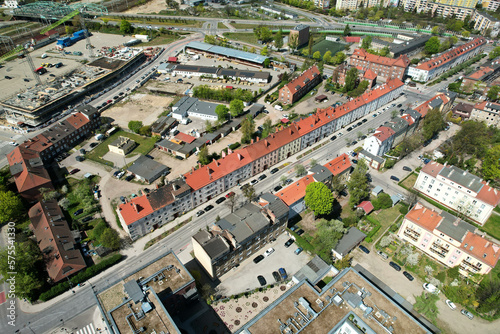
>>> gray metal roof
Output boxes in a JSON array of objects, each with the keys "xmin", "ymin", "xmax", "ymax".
[
  {"xmin": 391, "ymin": 195, "xmax": 400, "ymax": 205},
  {"xmin": 248, "ymin": 103, "xmax": 264, "ymax": 116},
  {"xmin": 428, "ymin": 97, "xmax": 443, "ymax": 109},
  {"xmin": 127, "ymin": 155, "xmax": 169, "ymax": 180},
  {"xmin": 172, "ymin": 96, "xmax": 218, "ymax": 118},
  {"xmin": 293, "ymin": 256, "xmax": 334, "ymax": 285},
  {"xmin": 436, "ymin": 211, "xmax": 475, "ymax": 242},
  {"xmin": 385, "ymin": 117, "xmax": 409, "ymax": 134},
  {"xmin": 372, "ymin": 185, "xmax": 383, "ymax": 195},
  {"xmin": 157, "ymin": 139, "xmax": 183, "ymax": 151},
  {"xmin": 124, "ymin": 280, "xmax": 144, "ymax": 303},
  {"xmin": 216, "ymin": 203, "xmax": 269, "ymax": 243},
  {"xmin": 311, "ymin": 164, "xmax": 333, "ymax": 183},
  {"xmin": 186, "ymin": 41, "xmax": 269, "ymax": 64},
  {"xmin": 192, "ymin": 230, "xmax": 230, "ymax": 260},
  {"xmin": 438, "ymin": 165, "xmax": 484, "ymax": 193},
  {"xmin": 359, "ymin": 149, "xmax": 385, "ymax": 164},
  {"xmin": 173, "ymin": 64, "xmax": 219, "ymax": 74},
  {"xmin": 266, "ymin": 197, "xmax": 289, "ymax": 220},
  {"xmin": 334, "ymin": 227, "xmax": 366, "ymax": 256},
  {"xmin": 218, "ymin": 68, "xmax": 270, "ymax": 80}
]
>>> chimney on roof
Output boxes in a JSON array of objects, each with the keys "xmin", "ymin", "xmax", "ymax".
[
  {"xmin": 251, "ymin": 139, "xmax": 254, "ymax": 144},
  {"xmin": 132, "ymin": 202, "xmax": 139, "ymax": 213},
  {"xmin": 198, "ymin": 162, "xmax": 202, "ymax": 168},
  {"xmin": 237, "ymin": 153, "xmax": 242, "ymax": 160},
  {"xmin": 256, "ymin": 137, "xmax": 260, "ymax": 142},
  {"xmin": 228, "ymin": 149, "xmax": 232, "ymax": 154},
  {"xmin": 191, "ymin": 167, "xmax": 194, "ymax": 174},
  {"xmin": 156, "ymin": 184, "xmax": 159, "ymax": 189}
]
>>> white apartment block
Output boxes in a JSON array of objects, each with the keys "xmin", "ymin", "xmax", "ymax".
[
  {"xmin": 414, "ymin": 161, "xmax": 500, "ymax": 225},
  {"xmin": 397, "ymin": 203, "xmax": 500, "ymax": 277},
  {"xmin": 473, "ymin": 11, "xmax": 500, "ymax": 37},
  {"xmin": 314, "ymin": 0, "xmax": 330, "ymax": 9},
  {"xmin": 483, "ymin": 0, "xmax": 500, "ymax": 11},
  {"xmin": 470, "ymin": 101, "xmax": 500, "ymax": 127},
  {"xmin": 335, "ymin": 0, "xmax": 378, "ymax": 10}
]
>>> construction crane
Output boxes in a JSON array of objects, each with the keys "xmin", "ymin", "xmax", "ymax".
[
  {"xmin": 40, "ymin": 7, "xmax": 94, "ymax": 58},
  {"xmin": 0, "ymin": 45, "xmax": 42, "ymax": 85},
  {"xmin": 0, "ymin": 45, "xmax": 24, "ymax": 63}
]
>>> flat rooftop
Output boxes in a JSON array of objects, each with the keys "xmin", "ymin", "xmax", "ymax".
[{"xmin": 240, "ymin": 269, "xmax": 431, "ymax": 334}]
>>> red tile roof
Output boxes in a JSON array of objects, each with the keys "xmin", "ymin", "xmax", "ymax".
[
  {"xmin": 405, "ymin": 202, "xmax": 443, "ymax": 232},
  {"xmin": 118, "ymin": 196, "xmax": 154, "ymax": 226},
  {"xmin": 401, "ymin": 114, "xmax": 415, "ymax": 126},
  {"xmin": 175, "ymin": 132, "xmax": 196, "ymax": 144},
  {"xmin": 476, "ymin": 180, "xmax": 500, "ymax": 207},
  {"xmin": 468, "ymin": 67, "xmax": 494, "ymax": 80},
  {"xmin": 363, "ymin": 69, "xmax": 377, "ymax": 80},
  {"xmin": 415, "ymin": 37, "xmax": 486, "ymax": 71},
  {"xmin": 460, "ymin": 232, "xmax": 500, "ymax": 267},
  {"xmin": 344, "ymin": 36, "xmax": 361, "ymax": 43},
  {"xmin": 168, "ymin": 57, "xmax": 178, "ymax": 62},
  {"xmin": 29, "ymin": 200, "xmax": 86, "ymax": 282},
  {"xmin": 358, "ymin": 201, "xmax": 374, "ymax": 214},
  {"xmin": 420, "ymin": 160, "xmax": 443, "ymax": 178},
  {"xmin": 351, "ymin": 49, "xmax": 410, "ymax": 68},
  {"xmin": 65, "ymin": 112, "xmax": 90, "ymax": 130},
  {"xmin": 414, "ymin": 93, "xmax": 450, "ymax": 118},
  {"xmin": 373, "ymin": 126, "xmax": 395, "ymax": 142},
  {"xmin": 18, "ymin": 134, "xmax": 53, "ymax": 153},
  {"xmin": 323, "ymin": 153, "xmax": 351, "ymax": 176},
  {"xmin": 275, "ymin": 175, "xmax": 315, "ymax": 206},
  {"xmin": 283, "ymin": 66, "xmax": 320, "ymax": 95}
]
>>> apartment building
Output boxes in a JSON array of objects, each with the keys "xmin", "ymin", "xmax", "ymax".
[
  {"xmin": 413, "ymin": 91, "xmax": 456, "ymax": 117},
  {"xmin": 470, "ymin": 101, "xmax": 500, "ymax": 127},
  {"xmin": 289, "ymin": 24, "xmax": 310, "ymax": 47},
  {"xmin": 336, "ymin": 0, "xmax": 379, "ymax": 10},
  {"xmin": 397, "ymin": 202, "xmax": 500, "ymax": 277},
  {"xmin": 192, "ymin": 199, "xmax": 289, "ymax": 278},
  {"xmin": 482, "ymin": 0, "xmax": 500, "ymax": 11},
  {"xmin": 363, "ymin": 127, "xmax": 396, "ymax": 157},
  {"xmin": 333, "ymin": 64, "xmax": 377, "ymax": 88},
  {"xmin": 348, "ymin": 49, "xmax": 410, "ymax": 82},
  {"xmin": 414, "ymin": 161, "xmax": 500, "ymax": 225},
  {"xmin": 117, "ymin": 179, "xmax": 193, "ymax": 240},
  {"xmin": 427, "ymin": 3, "xmax": 475, "ymax": 19},
  {"xmin": 29, "ymin": 200, "xmax": 86, "ymax": 282},
  {"xmin": 402, "ymin": 0, "xmax": 429, "ymax": 12},
  {"xmin": 311, "ymin": 153, "xmax": 352, "ymax": 189},
  {"xmin": 408, "ymin": 37, "xmax": 486, "ymax": 82},
  {"xmin": 279, "ymin": 66, "xmax": 321, "ymax": 104},
  {"xmin": 473, "ymin": 11, "xmax": 500, "ymax": 37},
  {"xmin": 314, "ymin": 0, "xmax": 330, "ymax": 9}
]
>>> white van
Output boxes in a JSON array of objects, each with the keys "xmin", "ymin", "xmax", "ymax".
[
  {"xmin": 275, "ymin": 105, "xmax": 283, "ymax": 111},
  {"xmin": 41, "ymin": 53, "xmax": 48, "ymax": 59}
]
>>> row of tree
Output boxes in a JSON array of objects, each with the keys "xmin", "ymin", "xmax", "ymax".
[{"xmin": 193, "ymin": 85, "xmax": 254, "ymax": 103}]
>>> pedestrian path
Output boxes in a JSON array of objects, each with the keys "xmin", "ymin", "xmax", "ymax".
[{"xmin": 75, "ymin": 323, "xmax": 95, "ymax": 334}]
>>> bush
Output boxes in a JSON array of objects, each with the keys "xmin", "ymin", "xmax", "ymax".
[
  {"xmin": 39, "ymin": 254, "xmax": 122, "ymax": 301},
  {"xmin": 228, "ymin": 142, "xmax": 240, "ymax": 150},
  {"xmin": 385, "ymin": 159, "xmax": 396, "ymax": 169},
  {"xmin": 128, "ymin": 120, "xmax": 143, "ymax": 133},
  {"xmin": 365, "ymin": 237, "xmax": 372, "ymax": 243}
]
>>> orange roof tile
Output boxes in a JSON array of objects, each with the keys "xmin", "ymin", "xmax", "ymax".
[
  {"xmin": 17, "ymin": 134, "xmax": 53, "ymax": 153},
  {"xmin": 118, "ymin": 196, "xmax": 154, "ymax": 226},
  {"xmin": 373, "ymin": 126, "xmax": 395, "ymax": 142},
  {"xmin": 175, "ymin": 132, "xmax": 196, "ymax": 144},
  {"xmin": 65, "ymin": 112, "xmax": 90, "ymax": 130},
  {"xmin": 476, "ymin": 180, "xmax": 500, "ymax": 206},
  {"xmin": 413, "ymin": 93, "xmax": 449, "ymax": 118},
  {"xmin": 420, "ymin": 160, "xmax": 443, "ymax": 178},
  {"xmin": 405, "ymin": 203, "xmax": 443, "ymax": 231},
  {"xmin": 363, "ymin": 69, "xmax": 377, "ymax": 80},
  {"xmin": 6, "ymin": 146, "xmax": 53, "ymax": 195},
  {"xmin": 351, "ymin": 49, "xmax": 410, "ymax": 68},
  {"xmin": 283, "ymin": 66, "xmax": 320, "ymax": 95},
  {"xmin": 415, "ymin": 37, "xmax": 486, "ymax": 71},
  {"xmin": 401, "ymin": 114, "xmax": 415, "ymax": 126},
  {"xmin": 323, "ymin": 153, "xmax": 351, "ymax": 176},
  {"xmin": 460, "ymin": 232, "xmax": 500, "ymax": 267},
  {"xmin": 468, "ymin": 67, "xmax": 494, "ymax": 80},
  {"xmin": 275, "ymin": 175, "xmax": 315, "ymax": 206}
]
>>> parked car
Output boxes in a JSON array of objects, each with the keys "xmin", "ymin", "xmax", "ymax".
[
  {"xmin": 264, "ymin": 248, "xmax": 275, "ymax": 257},
  {"xmin": 330, "ymin": 135, "xmax": 337, "ymax": 141},
  {"xmin": 296, "ymin": 229, "xmax": 305, "ymax": 236},
  {"xmin": 69, "ymin": 168, "xmax": 80, "ymax": 175},
  {"xmin": 273, "ymin": 185, "xmax": 282, "ymax": 192},
  {"xmin": 215, "ymin": 197, "xmax": 226, "ymax": 204},
  {"xmin": 120, "ymin": 196, "xmax": 126, "ymax": 204},
  {"xmin": 270, "ymin": 168, "xmax": 279, "ymax": 174},
  {"xmin": 403, "ymin": 166, "xmax": 412, "ymax": 172},
  {"xmin": 196, "ymin": 210, "xmax": 205, "ymax": 217},
  {"xmin": 461, "ymin": 309, "xmax": 474, "ymax": 320},
  {"xmin": 377, "ymin": 251, "xmax": 389, "ymax": 260},
  {"xmin": 107, "ymin": 99, "xmax": 112, "ymax": 104},
  {"xmin": 204, "ymin": 205, "xmax": 214, "ymax": 212},
  {"xmin": 403, "ymin": 271, "xmax": 414, "ymax": 281},
  {"xmin": 279, "ymin": 267, "xmax": 288, "ymax": 280},
  {"xmin": 89, "ymin": 142, "xmax": 98, "ymax": 148},
  {"xmin": 446, "ymin": 300, "xmax": 456, "ymax": 310},
  {"xmin": 390, "ymin": 175, "xmax": 400, "ymax": 182},
  {"xmin": 423, "ymin": 158, "xmax": 431, "ymax": 164},
  {"xmin": 73, "ymin": 209, "xmax": 84, "ymax": 216},
  {"xmin": 225, "ymin": 191, "xmax": 235, "ymax": 198},
  {"xmin": 294, "ymin": 247, "xmax": 303, "ymax": 255},
  {"xmin": 284, "ymin": 238, "xmax": 294, "ymax": 248},
  {"xmin": 359, "ymin": 245, "xmax": 370, "ymax": 254},
  {"xmin": 351, "ymin": 140, "xmax": 358, "ymax": 145},
  {"xmin": 75, "ymin": 156, "xmax": 85, "ymax": 162},
  {"xmin": 253, "ymin": 255, "xmax": 264, "ymax": 264},
  {"xmin": 257, "ymin": 275, "xmax": 267, "ymax": 286},
  {"xmin": 79, "ymin": 148, "xmax": 86, "ymax": 155},
  {"xmin": 389, "ymin": 261, "xmax": 401, "ymax": 271},
  {"xmin": 250, "ymin": 179, "xmax": 258, "ymax": 185},
  {"xmin": 258, "ymin": 174, "xmax": 267, "ymax": 181},
  {"xmin": 347, "ymin": 127, "xmax": 353, "ymax": 132},
  {"xmin": 82, "ymin": 216, "xmax": 94, "ymax": 223},
  {"xmin": 272, "ymin": 271, "xmax": 281, "ymax": 282},
  {"xmin": 423, "ymin": 283, "xmax": 439, "ymax": 293},
  {"xmin": 125, "ymin": 175, "xmax": 134, "ymax": 181}
]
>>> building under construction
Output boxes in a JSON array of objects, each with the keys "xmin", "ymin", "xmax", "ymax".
[{"xmin": 1, "ymin": 47, "xmax": 145, "ymax": 126}]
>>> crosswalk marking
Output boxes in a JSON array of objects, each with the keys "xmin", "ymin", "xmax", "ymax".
[{"xmin": 76, "ymin": 323, "xmax": 95, "ymax": 334}]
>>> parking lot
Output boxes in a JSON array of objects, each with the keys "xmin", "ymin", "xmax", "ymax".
[{"xmin": 217, "ymin": 232, "xmax": 310, "ymax": 296}]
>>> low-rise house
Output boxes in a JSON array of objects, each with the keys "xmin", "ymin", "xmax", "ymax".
[
  {"xmin": 279, "ymin": 66, "xmax": 321, "ymax": 105},
  {"xmin": 332, "ymin": 227, "xmax": 366, "ymax": 260},
  {"xmin": 127, "ymin": 155, "xmax": 170, "ymax": 184},
  {"xmin": 192, "ymin": 199, "xmax": 289, "ymax": 279},
  {"xmin": 171, "ymin": 96, "xmax": 219, "ymax": 122},
  {"xmin": 359, "ymin": 149, "xmax": 386, "ymax": 170},
  {"xmin": 414, "ymin": 161, "xmax": 500, "ymax": 225},
  {"xmin": 29, "ymin": 200, "xmax": 86, "ymax": 282},
  {"xmin": 108, "ymin": 136, "xmax": 136, "ymax": 156},
  {"xmin": 452, "ymin": 102, "xmax": 473, "ymax": 121},
  {"xmin": 276, "ymin": 175, "xmax": 315, "ymax": 219},
  {"xmin": 397, "ymin": 203, "xmax": 500, "ymax": 277},
  {"xmin": 150, "ymin": 116, "xmax": 177, "ymax": 137}
]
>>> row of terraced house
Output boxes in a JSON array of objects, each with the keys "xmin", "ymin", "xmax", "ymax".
[{"xmin": 117, "ymin": 76, "xmax": 405, "ymax": 240}]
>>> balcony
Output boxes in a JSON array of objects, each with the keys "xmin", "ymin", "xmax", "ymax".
[
  {"xmin": 462, "ymin": 259, "xmax": 482, "ymax": 271},
  {"xmin": 404, "ymin": 228, "xmax": 420, "ymax": 241},
  {"xmin": 429, "ymin": 247, "xmax": 447, "ymax": 258},
  {"xmin": 431, "ymin": 242, "xmax": 449, "ymax": 252}
]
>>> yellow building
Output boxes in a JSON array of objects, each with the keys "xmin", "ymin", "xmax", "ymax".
[{"xmin": 434, "ymin": 0, "xmax": 477, "ymax": 8}]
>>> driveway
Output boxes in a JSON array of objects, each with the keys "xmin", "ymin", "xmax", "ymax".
[
  {"xmin": 351, "ymin": 248, "xmax": 499, "ymax": 334},
  {"xmin": 217, "ymin": 233, "xmax": 310, "ymax": 296}
]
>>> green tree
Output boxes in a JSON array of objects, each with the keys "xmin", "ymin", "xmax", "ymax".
[
  {"xmin": 120, "ymin": 19, "xmax": 133, "ymax": 34},
  {"xmin": 138, "ymin": 126, "xmax": 151, "ymax": 136},
  {"xmin": 308, "ymin": 36, "xmax": 314, "ymax": 56},
  {"xmin": 422, "ymin": 108, "xmax": 445, "ymax": 140},
  {"xmin": 380, "ymin": 46, "xmax": 390, "ymax": 57},
  {"xmin": 205, "ymin": 120, "xmax": 214, "ymax": 133},
  {"xmin": 288, "ymin": 32, "xmax": 299, "ymax": 52},
  {"xmin": 332, "ymin": 51, "xmax": 346, "ymax": 65},
  {"xmin": 242, "ymin": 184, "xmax": 256, "ymax": 201},
  {"xmin": 254, "ymin": 26, "xmax": 272, "ymax": 43},
  {"xmin": 100, "ymin": 228, "xmax": 121, "ymax": 250},
  {"xmin": 260, "ymin": 46, "xmax": 269, "ymax": 56},
  {"xmin": 198, "ymin": 146, "xmax": 211, "ymax": 165},
  {"xmin": 425, "ymin": 36, "xmax": 441, "ymax": 55},
  {"xmin": 331, "ymin": 174, "xmax": 346, "ymax": 198},
  {"xmin": 431, "ymin": 26, "xmax": 439, "ymax": 35},
  {"xmin": 313, "ymin": 51, "xmax": 321, "ymax": 60},
  {"xmin": 488, "ymin": 85, "xmax": 500, "ymax": 101},
  {"xmin": 0, "ymin": 190, "xmax": 24, "ymax": 222},
  {"xmin": 261, "ymin": 118, "xmax": 273, "ymax": 138},
  {"xmin": 128, "ymin": 120, "xmax": 143, "ymax": 133},
  {"xmin": 274, "ymin": 29, "xmax": 283, "ymax": 49},
  {"xmin": 344, "ymin": 67, "xmax": 359, "ymax": 93},
  {"xmin": 462, "ymin": 30, "xmax": 470, "ymax": 38},
  {"xmin": 373, "ymin": 193, "xmax": 393, "ymax": 210},
  {"xmin": 323, "ymin": 50, "xmax": 332, "ymax": 64},
  {"xmin": 490, "ymin": 47, "xmax": 500, "ymax": 60},
  {"xmin": 295, "ymin": 164, "xmax": 306, "ymax": 177},
  {"xmin": 215, "ymin": 104, "xmax": 229, "ymax": 121},
  {"xmin": 305, "ymin": 182, "xmax": 334, "ymax": 216},
  {"xmin": 343, "ymin": 24, "xmax": 351, "ymax": 36},
  {"xmin": 347, "ymin": 160, "xmax": 369, "ymax": 207},
  {"xmin": 414, "ymin": 292, "xmax": 440, "ymax": 322},
  {"xmin": 361, "ymin": 35, "xmax": 372, "ymax": 50},
  {"xmin": 204, "ymin": 34, "xmax": 216, "ymax": 44},
  {"xmin": 229, "ymin": 99, "xmax": 244, "ymax": 117},
  {"xmin": 482, "ymin": 145, "xmax": 500, "ymax": 181},
  {"xmin": 241, "ymin": 115, "xmax": 255, "ymax": 144},
  {"xmin": 453, "ymin": 121, "xmax": 490, "ymax": 158}
]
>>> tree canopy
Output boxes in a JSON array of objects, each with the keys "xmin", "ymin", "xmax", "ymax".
[
  {"xmin": 241, "ymin": 115, "xmax": 255, "ymax": 144},
  {"xmin": 128, "ymin": 120, "xmax": 143, "ymax": 134},
  {"xmin": 347, "ymin": 160, "xmax": 370, "ymax": 207},
  {"xmin": 425, "ymin": 36, "xmax": 441, "ymax": 55},
  {"xmin": 343, "ymin": 24, "xmax": 351, "ymax": 36},
  {"xmin": 361, "ymin": 36, "xmax": 372, "ymax": 50},
  {"xmin": 305, "ymin": 182, "xmax": 335, "ymax": 216},
  {"xmin": 215, "ymin": 104, "xmax": 229, "ymax": 121},
  {"xmin": 487, "ymin": 85, "xmax": 500, "ymax": 101},
  {"xmin": 120, "ymin": 20, "xmax": 133, "ymax": 34},
  {"xmin": 490, "ymin": 46, "xmax": 500, "ymax": 60},
  {"xmin": 0, "ymin": 190, "xmax": 24, "ymax": 222},
  {"xmin": 254, "ymin": 26, "xmax": 273, "ymax": 43},
  {"xmin": 482, "ymin": 144, "xmax": 500, "ymax": 182},
  {"xmin": 422, "ymin": 108, "xmax": 445, "ymax": 141},
  {"xmin": 344, "ymin": 67, "xmax": 359, "ymax": 93},
  {"xmin": 274, "ymin": 29, "xmax": 284, "ymax": 49},
  {"xmin": 229, "ymin": 99, "xmax": 244, "ymax": 117}
]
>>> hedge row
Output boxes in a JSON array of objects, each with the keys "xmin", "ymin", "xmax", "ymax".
[
  {"xmin": 39, "ymin": 253, "xmax": 123, "ymax": 301},
  {"xmin": 364, "ymin": 215, "xmax": 382, "ymax": 240}
]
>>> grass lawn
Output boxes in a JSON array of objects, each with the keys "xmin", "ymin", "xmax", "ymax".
[
  {"xmin": 372, "ymin": 205, "xmax": 402, "ymax": 225},
  {"xmin": 86, "ymin": 130, "xmax": 157, "ymax": 167},
  {"xmin": 231, "ymin": 23, "xmax": 266, "ymax": 29},
  {"xmin": 400, "ymin": 172, "xmax": 418, "ymax": 190},
  {"xmin": 481, "ymin": 214, "xmax": 500, "ymax": 241},
  {"xmin": 218, "ymin": 22, "xmax": 227, "ymax": 29},
  {"xmin": 105, "ymin": 17, "xmax": 203, "ymax": 28},
  {"xmin": 140, "ymin": 34, "xmax": 181, "ymax": 46},
  {"xmin": 223, "ymin": 32, "xmax": 260, "ymax": 45},
  {"xmin": 309, "ymin": 40, "xmax": 346, "ymax": 57}
]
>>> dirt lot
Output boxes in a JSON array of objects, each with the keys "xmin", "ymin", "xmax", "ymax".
[
  {"xmin": 102, "ymin": 93, "xmax": 173, "ymax": 128},
  {"xmin": 125, "ymin": 0, "xmax": 182, "ymax": 14}
]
